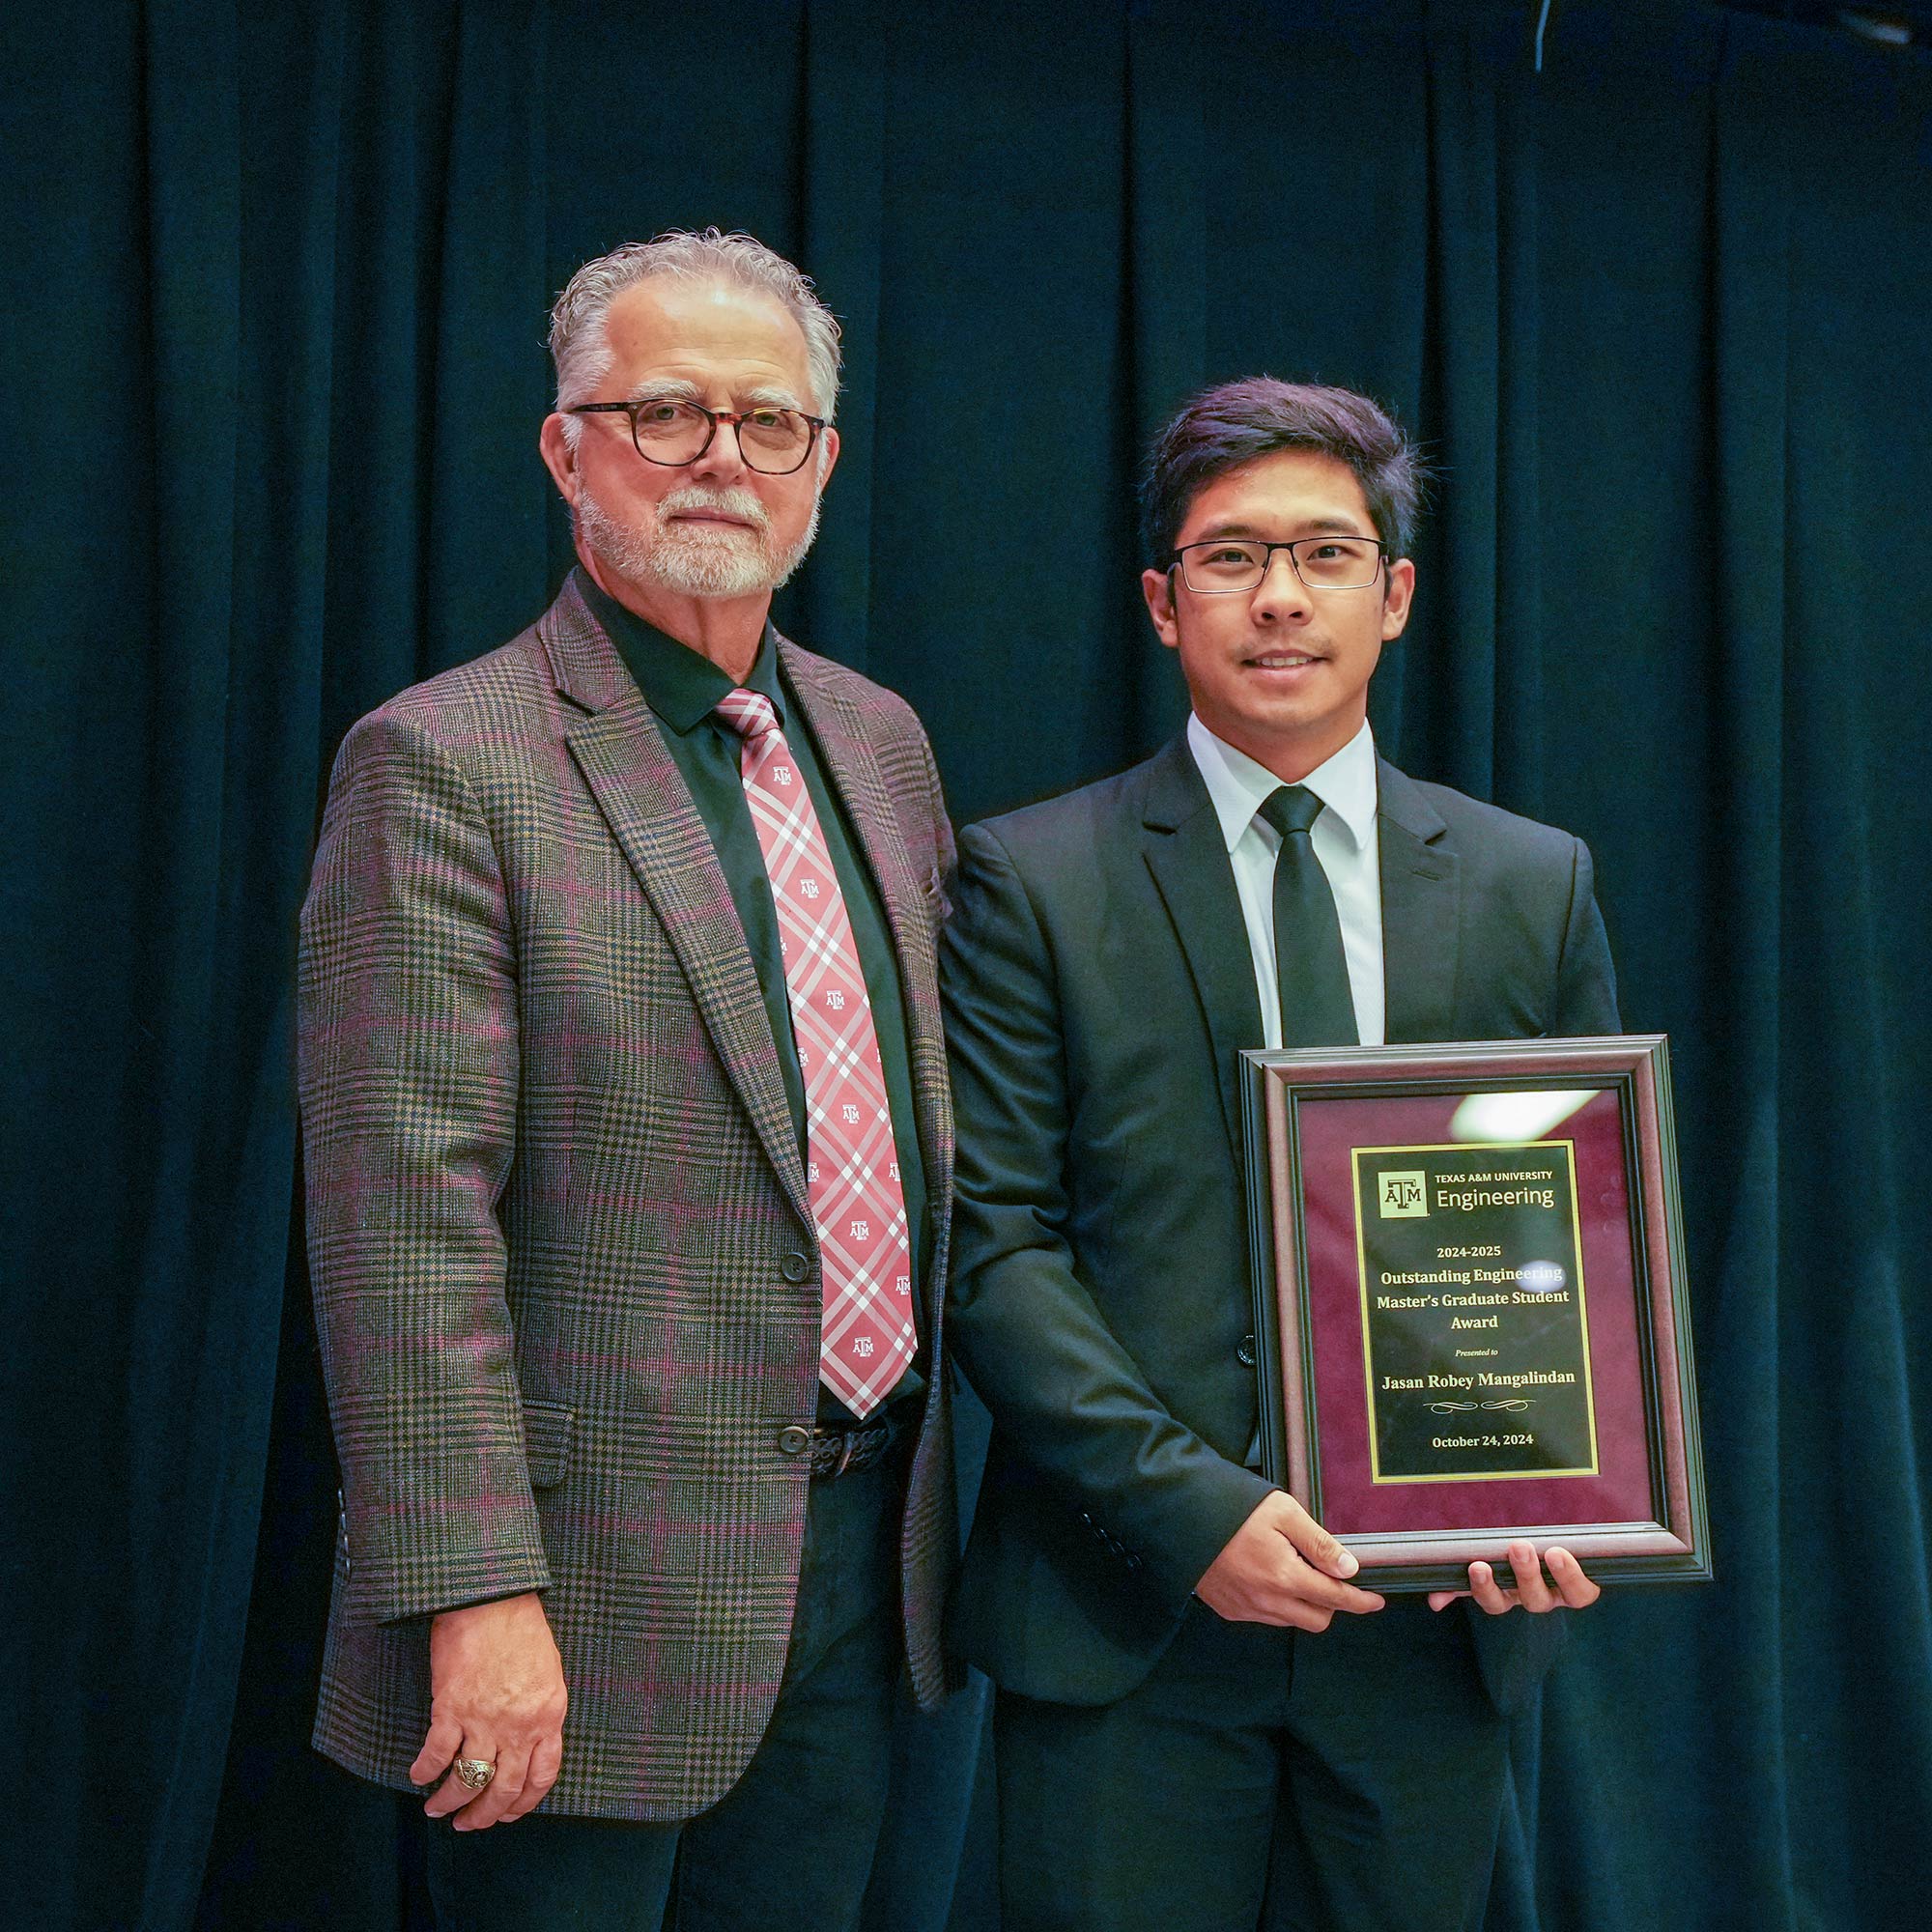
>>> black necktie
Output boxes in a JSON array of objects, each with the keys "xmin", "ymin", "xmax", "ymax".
[{"xmin": 1257, "ymin": 785, "xmax": 1359, "ymax": 1048}]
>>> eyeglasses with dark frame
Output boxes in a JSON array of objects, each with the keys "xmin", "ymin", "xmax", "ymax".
[
  {"xmin": 567, "ymin": 396, "xmax": 828, "ymax": 476},
  {"xmin": 1172, "ymin": 535, "xmax": 1387, "ymax": 594}
]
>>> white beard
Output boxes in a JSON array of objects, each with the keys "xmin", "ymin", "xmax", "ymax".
[{"xmin": 576, "ymin": 479, "xmax": 822, "ymax": 598}]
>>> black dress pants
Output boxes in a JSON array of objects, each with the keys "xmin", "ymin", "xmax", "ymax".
[
  {"xmin": 995, "ymin": 1597, "xmax": 1511, "ymax": 1932},
  {"xmin": 425, "ymin": 1449, "xmax": 904, "ymax": 1932}
]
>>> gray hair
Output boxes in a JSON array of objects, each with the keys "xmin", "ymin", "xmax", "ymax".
[
  {"xmin": 549, "ymin": 230, "xmax": 842, "ymax": 444},
  {"xmin": 1139, "ymin": 378, "xmax": 1429, "ymax": 566}
]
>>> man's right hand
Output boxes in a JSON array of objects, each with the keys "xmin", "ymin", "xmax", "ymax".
[
  {"xmin": 1194, "ymin": 1491, "xmax": 1385, "ymax": 1631},
  {"xmin": 412, "ymin": 1591, "xmax": 568, "ymax": 1831}
]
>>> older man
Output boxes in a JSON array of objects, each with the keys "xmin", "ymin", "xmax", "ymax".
[{"xmin": 298, "ymin": 231, "xmax": 956, "ymax": 1930}]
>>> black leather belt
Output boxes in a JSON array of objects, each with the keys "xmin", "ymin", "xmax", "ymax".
[{"xmin": 809, "ymin": 1405, "xmax": 912, "ymax": 1479}]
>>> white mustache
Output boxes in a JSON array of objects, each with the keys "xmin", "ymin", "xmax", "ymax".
[{"xmin": 657, "ymin": 486, "xmax": 771, "ymax": 532}]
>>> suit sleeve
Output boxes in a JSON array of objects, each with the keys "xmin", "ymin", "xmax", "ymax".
[
  {"xmin": 1553, "ymin": 837, "xmax": 1622, "ymax": 1034},
  {"xmin": 298, "ymin": 708, "xmax": 551, "ymax": 1626},
  {"xmin": 942, "ymin": 824, "xmax": 1272, "ymax": 1608}
]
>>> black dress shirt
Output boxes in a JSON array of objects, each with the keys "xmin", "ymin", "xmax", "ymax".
[{"xmin": 578, "ymin": 570, "xmax": 927, "ymax": 1421}]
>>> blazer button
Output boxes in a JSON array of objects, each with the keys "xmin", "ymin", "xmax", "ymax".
[
  {"xmin": 780, "ymin": 1253, "xmax": 812, "ymax": 1284},
  {"xmin": 778, "ymin": 1425, "xmax": 812, "ymax": 1455},
  {"xmin": 1237, "ymin": 1333, "xmax": 1257, "ymax": 1367}
]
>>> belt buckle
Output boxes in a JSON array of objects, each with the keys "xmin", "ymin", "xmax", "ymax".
[{"xmin": 830, "ymin": 1427, "xmax": 860, "ymax": 1478}]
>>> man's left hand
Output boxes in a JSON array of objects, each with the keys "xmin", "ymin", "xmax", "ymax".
[{"xmin": 1427, "ymin": 1540, "xmax": 1600, "ymax": 1614}]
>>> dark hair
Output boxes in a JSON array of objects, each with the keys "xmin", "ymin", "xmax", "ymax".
[{"xmin": 1138, "ymin": 378, "xmax": 1428, "ymax": 567}]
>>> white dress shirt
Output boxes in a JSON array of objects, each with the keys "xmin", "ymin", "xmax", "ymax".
[{"xmin": 1184, "ymin": 714, "xmax": 1385, "ymax": 1048}]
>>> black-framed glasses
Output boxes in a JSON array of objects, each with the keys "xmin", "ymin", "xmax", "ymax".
[
  {"xmin": 1173, "ymin": 535, "xmax": 1386, "ymax": 593},
  {"xmin": 567, "ymin": 396, "xmax": 827, "ymax": 476}
]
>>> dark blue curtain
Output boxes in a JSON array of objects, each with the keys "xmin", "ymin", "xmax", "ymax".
[{"xmin": 5, "ymin": 4, "xmax": 1929, "ymax": 1928}]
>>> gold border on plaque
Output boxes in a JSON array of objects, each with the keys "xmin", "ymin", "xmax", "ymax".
[{"xmin": 1350, "ymin": 1139, "xmax": 1600, "ymax": 1485}]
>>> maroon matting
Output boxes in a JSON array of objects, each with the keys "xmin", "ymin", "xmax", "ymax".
[{"xmin": 1293, "ymin": 1086, "xmax": 1652, "ymax": 1537}]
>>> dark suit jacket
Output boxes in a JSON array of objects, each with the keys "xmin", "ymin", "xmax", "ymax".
[
  {"xmin": 298, "ymin": 578, "xmax": 956, "ymax": 1821},
  {"xmin": 941, "ymin": 734, "xmax": 1618, "ymax": 1714}
]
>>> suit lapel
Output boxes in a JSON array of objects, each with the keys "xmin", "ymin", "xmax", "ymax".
[
  {"xmin": 1377, "ymin": 757, "xmax": 1460, "ymax": 1044},
  {"xmin": 1140, "ymin": 737, "xmax": 1263, "ymax": 1168},
  {"xmin": 781, "ymin": 643, "xmax": 954, "ymax": 1218},
  {"xmin": 542, "ymin": 584, "xmax": 811, "ymax": 1228}
]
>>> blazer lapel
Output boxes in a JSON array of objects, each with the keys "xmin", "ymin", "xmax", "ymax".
[
  {"xmin": 1140, "ymin": 737, "xmax": 1263, "ymax": 1168},
  {"xmin": 781, "ymin": 643, "xmax": 954, "ymax": 1219},
  {"xmin": 1377, "ymin": 757, "xmax": 1460, "ymax": 1044},
  {"xmin": 541, "ymin": 585, "xmax": 810, "ymax": 1228}
]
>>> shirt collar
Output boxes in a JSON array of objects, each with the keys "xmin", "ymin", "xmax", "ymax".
[
  {"xmin": 575, "ymin": 564, "xmax": 783, "ymax": 735},
  {"xmin": 1185, "ymin": 714, "xmax": 1379, "ymax": 855}
]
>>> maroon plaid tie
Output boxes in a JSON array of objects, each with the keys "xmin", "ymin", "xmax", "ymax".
[{"xmin": 715, "ymin": 689, "xmax": 917, "ymax": 1417}]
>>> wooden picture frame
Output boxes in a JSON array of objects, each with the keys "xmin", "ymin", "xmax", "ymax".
[{"xmin": 1241, "ymin": 1036, "xmax": 1711, "ymax": 1592}]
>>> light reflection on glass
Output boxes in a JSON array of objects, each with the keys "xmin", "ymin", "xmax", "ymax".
[{"xmin": 1448, "ymin": 1088, "xmax": 1599, "ymax": 1145}]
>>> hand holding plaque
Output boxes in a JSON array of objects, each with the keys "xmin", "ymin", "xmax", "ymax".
[
  {"xmin": 1242, "ymin": 1036, "xmax": 1711, "ymax": 1592},
  {"xmin": 1425, "ymin": 1541, "xmax": 1602, "ymax": 1615},
  {"xmin": 1196, "ymin": 1490, "xmax": 1386, "ymax": 1631}
]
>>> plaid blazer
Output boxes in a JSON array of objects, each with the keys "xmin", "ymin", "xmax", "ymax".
[{"xmin": 298, "ymin": 577, "xmax": 957, "ymax": 1822}]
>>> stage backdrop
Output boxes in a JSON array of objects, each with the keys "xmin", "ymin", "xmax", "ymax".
[{"xmin": 4, "ymin": 3, "xmax": 1929, "ymax": 1928}]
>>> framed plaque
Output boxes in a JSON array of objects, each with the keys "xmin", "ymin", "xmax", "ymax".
[{"xmin": 1241, "ymin": 1036, "xmax": 1710, "ymax": 1591}]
